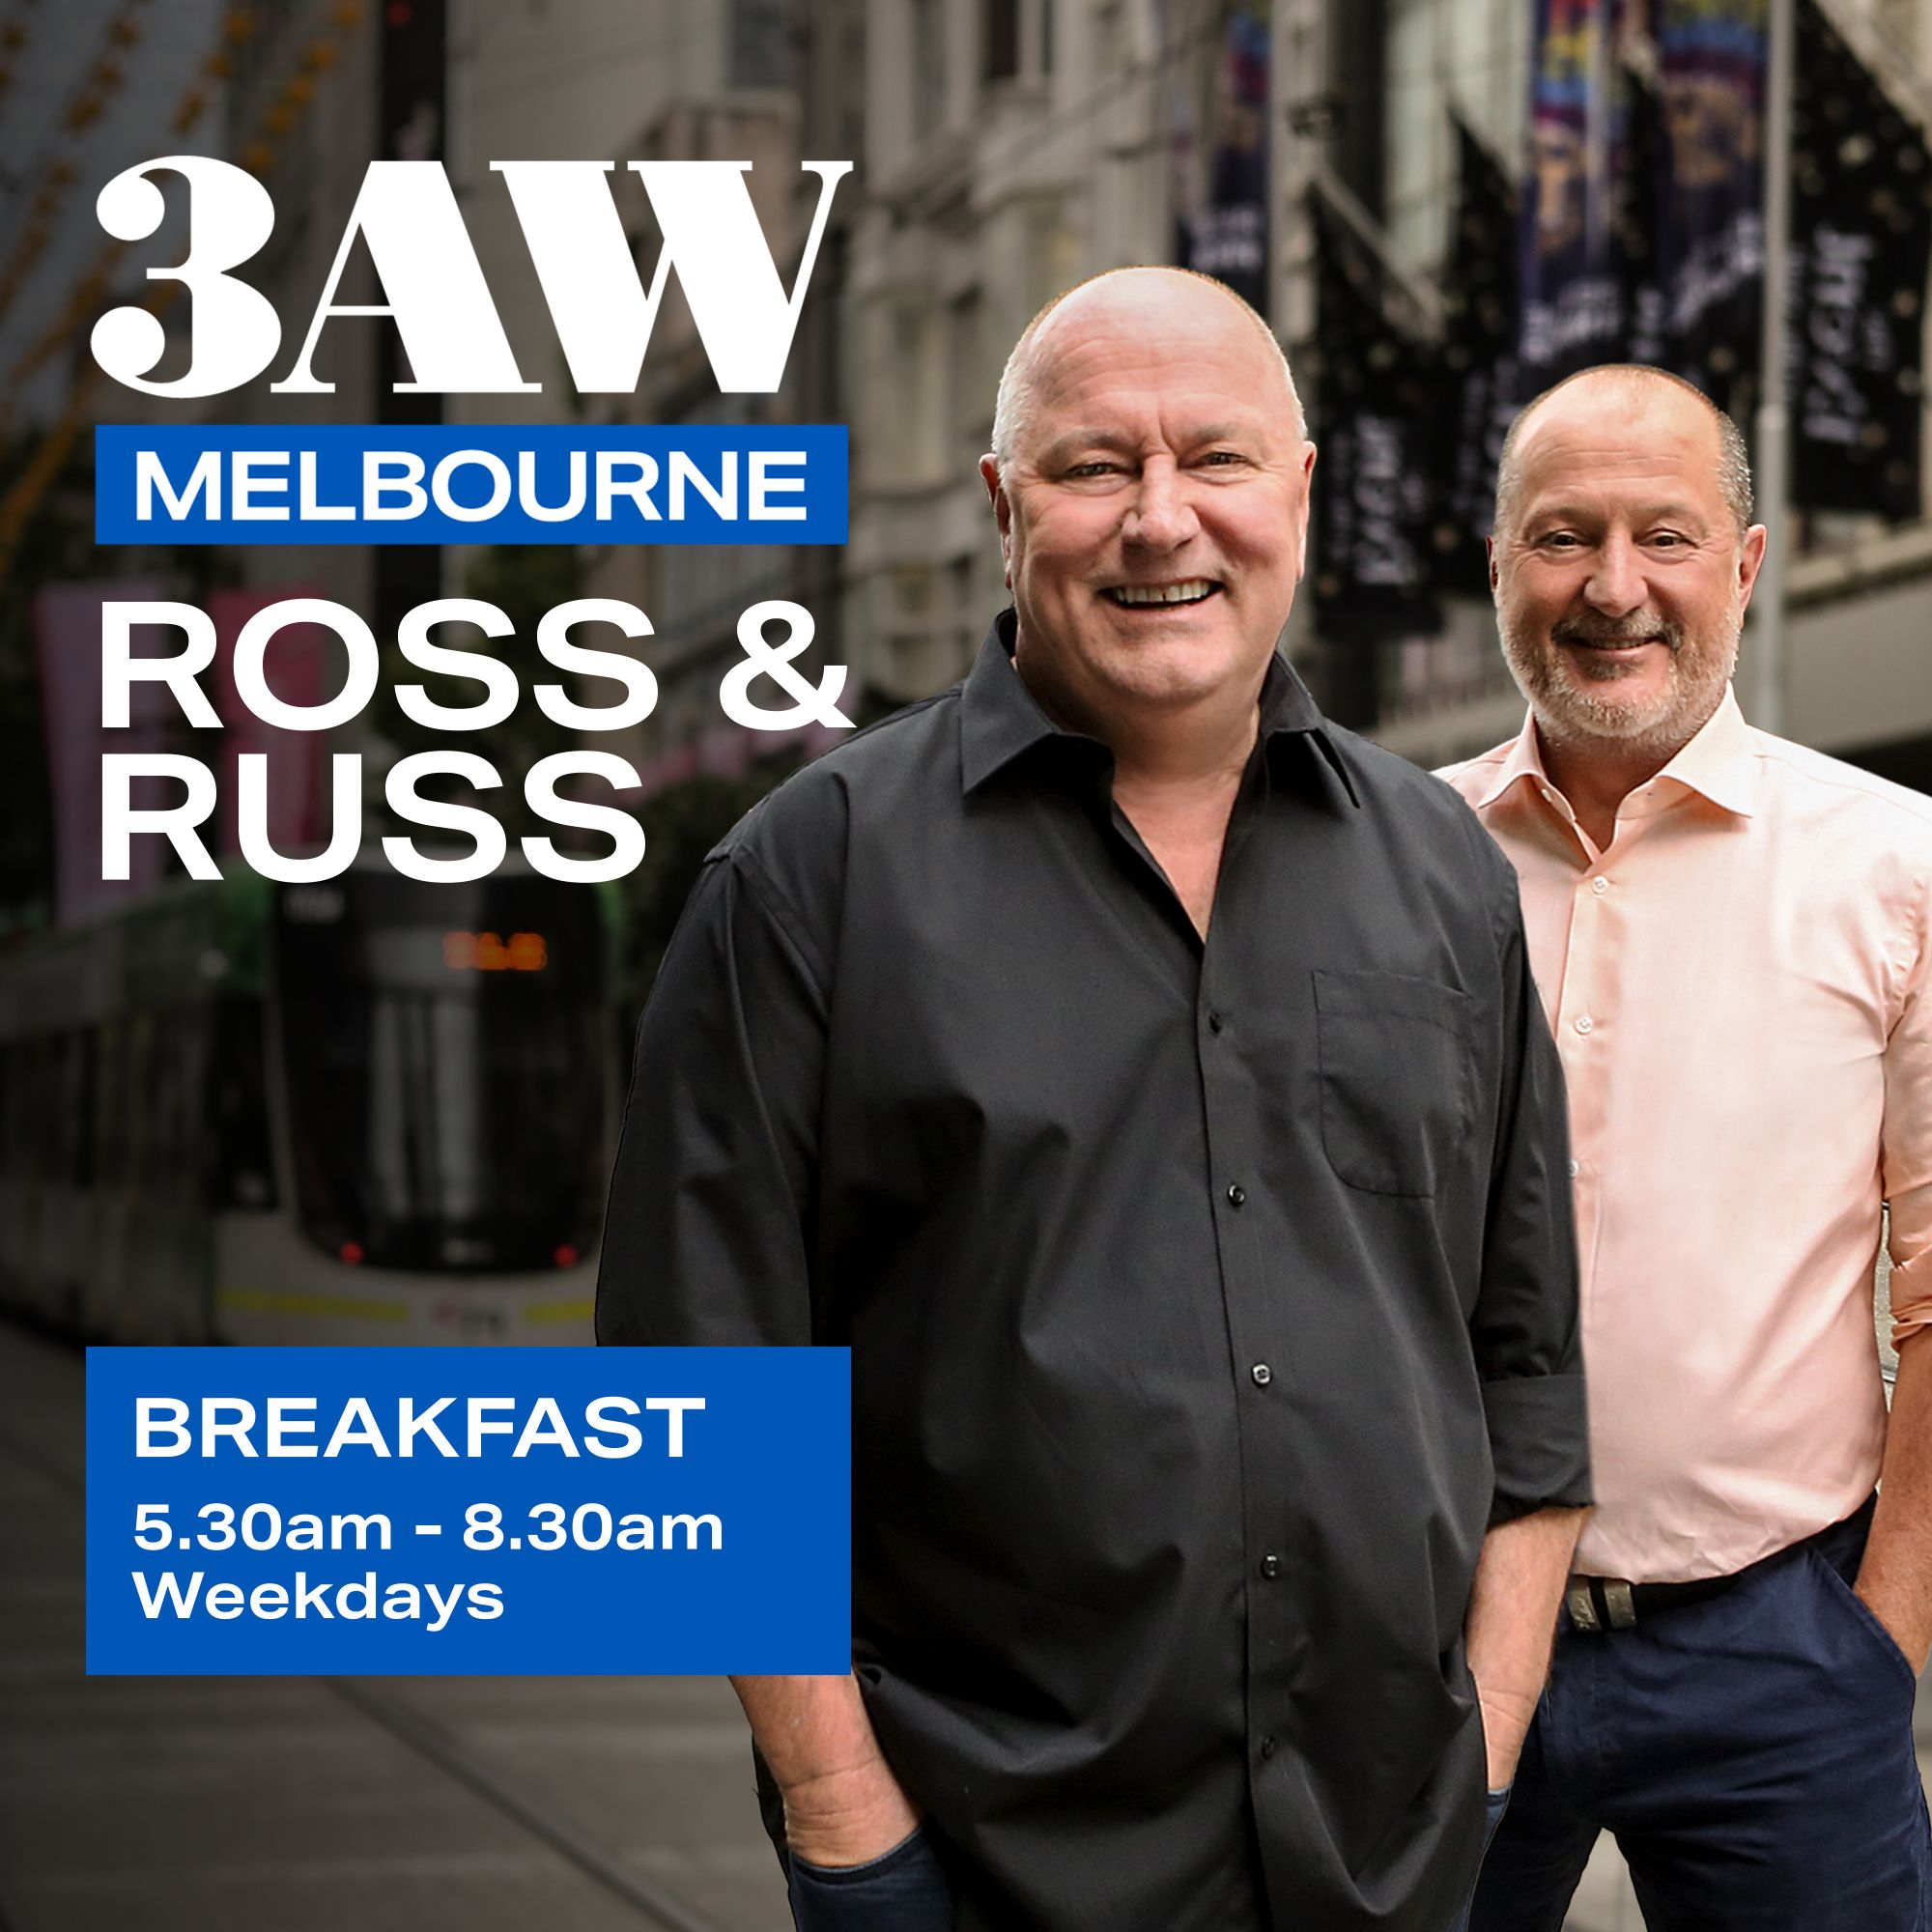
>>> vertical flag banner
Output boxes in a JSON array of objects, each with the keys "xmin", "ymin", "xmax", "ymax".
[
  {"xmin": 1180, "ymin": 1, "xmax": 1271, "ymax": 307},
  {"xmin": 34, "ymin": 582, "xmax": 166, "ymax": 926},
  {"xmin": 1654, "ymin": 0, "xmax": 1768, "ymax": 414},
  {"xmin": 1435, "ymin": 119, "xmax": 1520, "ymax": 589},
  {"xmin": 1620, "ymin": 64, "xmax": 1667, "ymax": 369},
  {"xmin": 1312, "ymin": 196, "xmax": 1441, "ymax": 670},
  {"xmin": 1520, "ymin": 0, "xmax": 1634, "ymax": 385},
  {"xmin": 1788, "ymin": 0, "xmax": 1932, "ymax": 521}
]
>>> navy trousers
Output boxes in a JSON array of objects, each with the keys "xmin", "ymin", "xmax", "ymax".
[
  {"xmin": 1470, "ymin": 1505, "xmax": 1932, "ymax": 1931},
  {"xmin": 786, "ymin": 1824, "xmax": 956, "ymax": 1931}
]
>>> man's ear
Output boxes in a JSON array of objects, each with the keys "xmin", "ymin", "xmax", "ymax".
[
  {"xmin": 1487, "ymin": 533, "xmax": 1500, "ymax": 596},
  {"xmin": 1735, "ymin": 522, "xmax": 1769, "ymax": 617},
  {"xmin": 979, "ymin": 453, "xmax": 1000, "ymax": 503},
  {"xmin": 1294, "ymin": 441, "xmax": 1317, "ymax": 575},
  {"xmin": 980, "ymin": 454, "xmax": 1013, "ymax": 582}
]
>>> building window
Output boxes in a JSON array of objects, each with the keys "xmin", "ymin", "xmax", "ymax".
[
  {"xmin": 949, "ymin": 288, "xmax": 986, "ymax": 445},
  {"xmin": 729, "ymin": 0, "xmax": 794, "ymax": 88},
  {"xmin": 1093, "ymin": 0, "xmax": 1127, "ymax": 75},
  {"xmin": 985, "ymin": 0, "xmax": 1022, "ymax": 81},
  {"xmin": 913, "ymin": 0, "xmax": 947, "ymax": 128}
]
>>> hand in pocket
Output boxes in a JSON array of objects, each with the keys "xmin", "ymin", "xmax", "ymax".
[{"xmin": 788, "ymin": 1824, "xmax": 956, "ymax": 1931}]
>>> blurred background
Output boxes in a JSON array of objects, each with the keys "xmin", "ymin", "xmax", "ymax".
[{"xmin": 0, "ymin": 0, "xmax": 1929, "ymax": 1926}]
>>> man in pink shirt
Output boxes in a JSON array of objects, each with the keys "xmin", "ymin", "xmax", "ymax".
[{"xmin": 1442, "ymin": 363, "xmax": 1932, "ymax": 1928}]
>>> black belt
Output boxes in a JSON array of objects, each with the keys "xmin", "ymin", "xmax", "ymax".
[
  {"xmin": 1565, "ymin": 1571, "xmax": 1736, "ymax": 1631},
  {"xmin": 1565, "ymin": 1496, "xmax": 1878, "ymax": 1634}
]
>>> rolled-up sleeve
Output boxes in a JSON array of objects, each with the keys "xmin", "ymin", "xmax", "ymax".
[
  {"xmin": 1472, "ymin": 844, "xmax": 1591, "ymax": 1523},
  {"xmin": 1885, "ymin": 867, "xmax": 1932, "ymax": 1350},
  {"xmin": 595, "ymin": 842, "xmax": 828, "ymax": 1349}
]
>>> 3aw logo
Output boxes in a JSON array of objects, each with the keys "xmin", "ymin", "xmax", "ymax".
[{"xmin": 90, "ymin": 156, "xmax": 853, "ymax": 401}]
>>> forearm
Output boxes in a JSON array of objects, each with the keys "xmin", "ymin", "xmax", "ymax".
[
  {"xmin": 730, "ymin": 1673, "xmax": 921, "ymax": 1864},
  {"xmin": 1856, "ymin": 1330, "xmax": 1932, "ymax": 1671},
  {"xmin": 1464, "ymin": 1505, "xmax": 1586, "ymax": 1789}
]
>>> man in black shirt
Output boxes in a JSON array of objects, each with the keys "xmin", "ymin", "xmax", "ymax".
[{"xmin": 597, "ymin": 268, "xmax": 1590, "ymax": 1932}]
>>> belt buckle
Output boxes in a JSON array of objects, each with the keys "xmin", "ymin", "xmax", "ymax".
[{"xmin": 1566, "ymin": 1576, "xmax": 1637, "ymax": 1632}]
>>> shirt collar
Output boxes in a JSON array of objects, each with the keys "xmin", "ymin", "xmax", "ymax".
[
  {"xmin": 959, "ymin": 609, "xmax": 1359, "ymax": 807},
  {"xmin": 1474, "ymin": 684, "xmax": 1757, "ymax": 820},
  {"xmin": 1465, "ymin": 712, "xmax": 1554, "ymax": 811},
  {"xmin": 1652, "ymin": 685, "xmax": 1757, "ymax": 816}
]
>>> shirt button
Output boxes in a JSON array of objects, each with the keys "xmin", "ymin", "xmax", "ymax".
[
  {"xmin": 1567, "ymin": 1158, "xmax": 1580, "ymax": 1179},
  {"xmin": 1591, "ymin": 876, "xmax": 1609, "ymax": 895},
  {"xmin": 1251, "ymin": 1362, "xmax": 1273, "ymax": 1387},
  {"xmin": 1261, "ymin": 1554, "xmax": 1281, "ymax": 1579},
  {"xmin": 1227, "ymin": 1183, "xmax": 1246, "ymax": 1208},
  {"xmin": 1208, "ymin": 1010, "xmax": 1225, "ymax": 1034},
  {"xmin": 1260, "ymin": 1736, "xmax": 1278, "ymax": 1759},
  {"xmin": 1574, "ymin": 1015, "xmax": 1594, "ymax": 1036}
]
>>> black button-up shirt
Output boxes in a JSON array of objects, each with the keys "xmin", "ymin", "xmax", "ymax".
[{"xmin": 597, "ymin": 613, "xmax": 1588, "ymax": 1932}]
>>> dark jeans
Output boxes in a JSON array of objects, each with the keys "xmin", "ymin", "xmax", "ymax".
[
  {"xmin": 787, "ymin": 1823, "xmax": 956, "ymax": 1931},
  {"xmin": 1470, "ymin": 1503, "xmax": 1932, "ymax": 1930},
  {"xmin": 1447, "ymin": 1789, "xmax": 1515, "ymax": 1932}
]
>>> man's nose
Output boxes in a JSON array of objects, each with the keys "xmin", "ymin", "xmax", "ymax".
[
  {"xmin": 1122, "ymin": 460, "xmax": 1199, "ymax": 550},
  {"xmin": 1583, "ymin": 532, "xmax": 1647, "ymax": 615}
]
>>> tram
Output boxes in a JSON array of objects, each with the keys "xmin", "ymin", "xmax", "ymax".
[{"xmin": 0, "ymin": 861, "xmax": 618, "ymax": 1345}]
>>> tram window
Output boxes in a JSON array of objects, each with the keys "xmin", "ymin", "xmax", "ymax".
[
  {"xmin": 275, "ymin": 877, "xmax": 609, "ymax": 1270},
  {"xmin": 74, "ymin": 1032, "xmax": 97, "ymax": 1188},
  {"xmin": 24, "ymin": 1037, "xmax": 53, "ymax": 1183},
  {"xmin": 49, "ymin": 1032, "xmax": 92, "ymax": 1188},
  {"xmin": 106, "ymin": 1017, "xmax": 152, "ymax": 1190},
  {"xmin": 207, "ymin": 997, "xmax": 276, "ymax": 1211},
  {"xmin": 93, "ymin": 1027, "xmax": 117, "ymax": 1186},
  {"xmin": 0, "ymin": 1041, "xmax": 21, "ymax": 1179},
  {"xmin": 150, "ymin": 1015, "xmax": 192, "ymax": 1192},
  {"xmin": 127, "ymin": 1018, "xmax": 150, "ymax": 1191}
]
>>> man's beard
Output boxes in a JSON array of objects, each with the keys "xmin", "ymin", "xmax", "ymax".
[{"xmin": 1499, "ymin": 611, "xmax": 1740, "ymax": 762}]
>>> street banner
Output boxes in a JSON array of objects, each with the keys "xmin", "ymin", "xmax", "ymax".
[
  {"xmin": 1520, "ymin": 0, "xmax": 1635, "ymax": 384},
  {"xmin": 34, "ymin": 582, "xmax": 167, "ymax": 926},
  {"xmin": 1312, "ymin": 196, "xmax": 1441, "ymax": 654},
  {"xmin": 1653, "ymin": 0, "xmax": 1767, "ymax": 414},
  {"xmin": 1178, "ymin": 0, "xmax": 1271, "ymax": 307},
  {"xmin": 1621, "ymin": 64, "xmax": 1669, "ymax": 369},
  {"xmin": 1435, "ymin": 118, "xmax": 1520, "ymax": 590},
  {"xmin": 1788, "ymin": 0, "xmax": 1932, "ymax": 520}
]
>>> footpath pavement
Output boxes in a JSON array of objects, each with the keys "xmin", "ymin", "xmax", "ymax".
[{"xmin": 5, "ymin": 1315, "xmax": 1921, "ymax": 1932}]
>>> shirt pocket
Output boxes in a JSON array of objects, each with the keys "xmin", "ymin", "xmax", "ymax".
[{"xmin": 1313, "ymin": 968, "xmax": 1474, "ymax": 1198}]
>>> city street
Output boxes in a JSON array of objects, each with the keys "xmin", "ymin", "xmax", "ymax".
[
  {"xmin": 0, "ymin": 1321, "xmax": 791, "ymax": 1932},
  {"xmin": 5, "ymin": 1314, "xmax": 1928, "ymax": 1932}
]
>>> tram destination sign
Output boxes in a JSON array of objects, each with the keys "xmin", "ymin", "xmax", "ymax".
[{"xmin": 85, "ymin": 1348, "xmax": 850, "ymax": 1674}]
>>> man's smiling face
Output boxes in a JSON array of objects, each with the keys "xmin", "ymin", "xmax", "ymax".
[
  {"xmin": 982, "ymin": 271, "xmax": 1315, "ymax": 731},
  {"xmin": 1491, "ymin": 374, "xmax": 1766, "ymax": 761}
]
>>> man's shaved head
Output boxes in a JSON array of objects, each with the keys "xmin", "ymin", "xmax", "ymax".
[
  {"xmin": 1493, "ymin": 364, "xmax": 1753, "ymax": 539},
  {"xmin": 990, "ymin": 267, "xmax": 1307, "ymax": 468}
]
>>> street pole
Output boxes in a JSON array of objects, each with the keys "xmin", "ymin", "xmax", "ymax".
[{"xmin": 1751, "ymin": 0, "xmax": 1795, "ymax": 735}]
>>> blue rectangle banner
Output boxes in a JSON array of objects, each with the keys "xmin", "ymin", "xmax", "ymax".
[
  {"xmin": 86, "ymin": 1347, "xmax": 850, "ymax": 1675},
  {"xmin": 95, "ymin": 425, "xmax": 849, "ymax": 545}
]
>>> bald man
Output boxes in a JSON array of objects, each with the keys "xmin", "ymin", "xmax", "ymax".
[
  {"xmin": 1442, "ymin": 365, "xmax": 1932, "ymax": 1929},
  {"xmin": 599, "ymin": 269, "xmax": 1590, "ymax": 1931}
]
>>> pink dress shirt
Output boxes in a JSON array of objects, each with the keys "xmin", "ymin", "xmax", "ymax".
[{"xmin": 1441, "ymin": 689, "xmax": 1932, "ymax": 1580}]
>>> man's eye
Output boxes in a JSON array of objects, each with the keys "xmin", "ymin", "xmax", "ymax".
[
  {"xmin": 1538, "ymin": 532, "xmax": 1581, "ymax": 550},
  {"xmin": 1647, "ymin": 531, "xmax": 1688, "ymax": 550},
  {"xmin": 1199, "ymin": 450, "xmax": 1246, "ymax": 467},
  {"xmin": 1065, "ymin": 462, "xmax": 1120, "ymax": 479}
]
